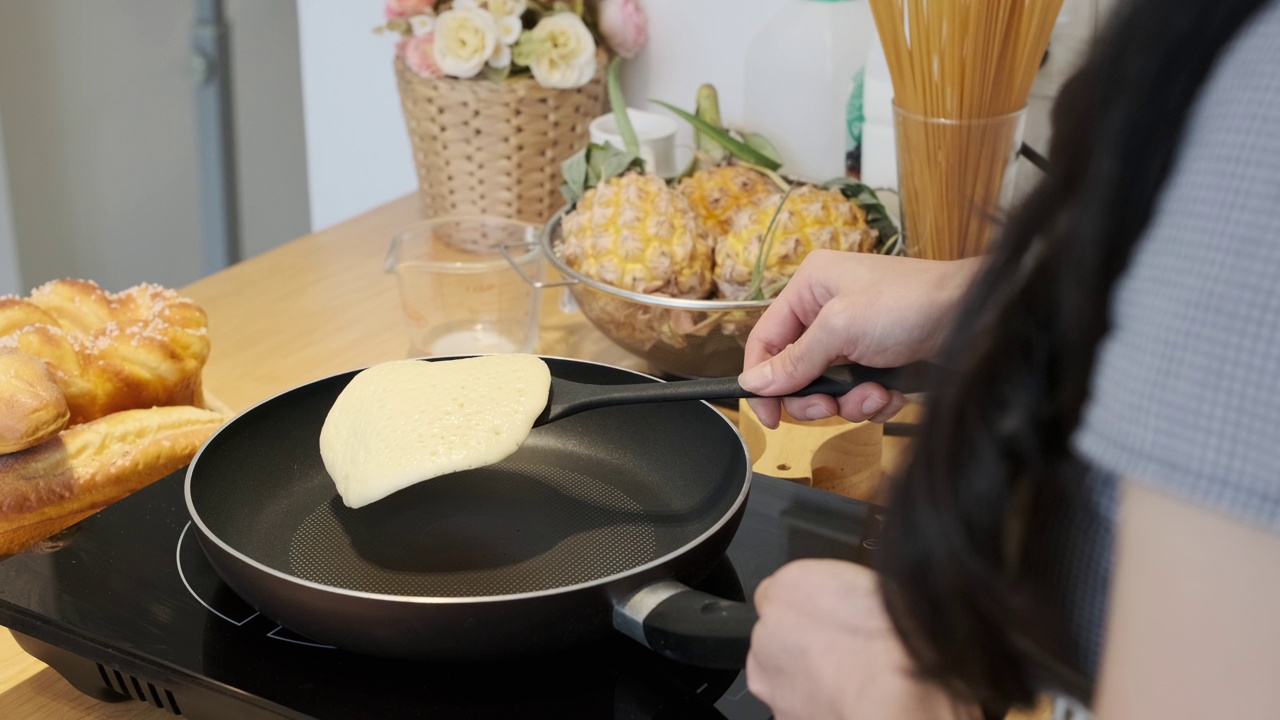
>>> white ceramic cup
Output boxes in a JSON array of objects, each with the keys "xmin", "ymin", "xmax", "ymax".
[{"xmin": 589, "ymin": 109, "xmax": 680, "ymax": 178}]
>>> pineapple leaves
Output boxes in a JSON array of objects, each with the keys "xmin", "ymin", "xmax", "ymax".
[
  {"xmin": 560, "ymin": 149, "xmax": 590, "ymax": 204},
  {"xmin": 606, "ymin": 57, "xmax": 642, "ymax": 158},
  {"xmin": 739, "ymin": 132, "xmax": 783, "ymax": 167},
  {"xmin": 745, "ymin": 186, "xmax": 796, "ymax": 301},
  {"xmin": 694, "ymin": 84, "xmax": 728, "ymax": 164},
  {"xmin": 560, "ymin": 58, "xmax": 645, "ymax": 206},
  {"xmin": 559, "ymin": 142, "xmax": 643, "ymax": 206},
  {"xmin": 596, "ymin": 142, "xmax": 638, "ymax": 181},
  {"xmin": 652, "ymin": 101, "xmax": 783, "ymax": 172},
  {"xmin": 821, "ymin": 177, "xmax": 901, "ymax": 254}
]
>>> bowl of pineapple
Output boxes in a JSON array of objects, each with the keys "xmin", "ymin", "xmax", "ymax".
[{"xmin": 529, "ymin": 68, "xmax": 899, "ymax": 378}]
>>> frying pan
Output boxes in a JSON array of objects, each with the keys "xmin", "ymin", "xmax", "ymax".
[{"xmin": 185, "ymin": 356, "xmax": 929, "ymax": 669}]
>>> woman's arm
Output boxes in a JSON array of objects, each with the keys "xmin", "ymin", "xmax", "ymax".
[{"xmin": 1095, "ymin": 480, "xmax": 1280, "ymax": 719}]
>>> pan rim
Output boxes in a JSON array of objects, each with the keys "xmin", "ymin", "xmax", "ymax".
[{"xmin": 184, "ymin": 354, "xmax": 753, "ymax": 605}]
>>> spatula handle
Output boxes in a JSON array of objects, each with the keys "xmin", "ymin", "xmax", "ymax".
[
  {"xmin": 650, "ymin": 360, "xmax": 939, "ymax": 401},
  {"xmin": 542, "ymin": 361, "xmax": 942, "ymax": 425}
]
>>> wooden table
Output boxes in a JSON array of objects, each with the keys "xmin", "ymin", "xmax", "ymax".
[{"xmin": 0, "ymin": 194, "xmax": 1051, "ymax": 719}]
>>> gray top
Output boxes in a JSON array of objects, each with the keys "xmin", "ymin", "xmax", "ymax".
[{"xmin": 1065, "ymin": 0, "xmax": 1280, "ymax": 680}]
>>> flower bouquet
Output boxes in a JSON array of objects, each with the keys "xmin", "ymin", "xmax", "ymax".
[{"xmin": 380, "ymin": 0, "xmax": 648, "ymax": 229}]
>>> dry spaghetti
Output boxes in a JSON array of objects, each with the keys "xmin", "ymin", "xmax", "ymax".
[{"xmin": 870, "ymin": 0, "xmax": 1065, "ymax": 259}]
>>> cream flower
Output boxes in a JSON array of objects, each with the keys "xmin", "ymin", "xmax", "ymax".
[
  {"xmin": 408, "ymin": 12, "xmax": 435, "ymax": 37},
  {"xmin": 484, "ymin": 0, "xmax": 527, "ymax": 20},
  {"xmin": 432, "ymin": 7, "xmax": 499, "ymax": 79},
  {"xmin": 516, "ymin": 13, "xmax": 597, "ymax": 89},
  {"xmin": 497, "ymin": 15, "xmax": 523, "ymax": 45},
  {"xmin": 460, "ymin": 0, "xmax": 525, "ymax": 44}
]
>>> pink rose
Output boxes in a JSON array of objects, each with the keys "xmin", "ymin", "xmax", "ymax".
[
  {"xmin": 404, "ymin": 33, "xmax": 445, "ymax": 79},
  {"xmin": 395, "ymin": 37, "xmax": 410, "ymax": 60},
  {"xmin": 385, "ymin": 0, "xmax": 435, "ymax": 20},
  {"xmin": 597, "ymin": 0, "xmax": 648, "ymax": 59}
]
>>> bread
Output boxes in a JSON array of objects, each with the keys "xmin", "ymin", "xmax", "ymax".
[
  {"xmin": 0, "ymin": 278, "xmax": 211, "ymax": 426},
  {"xmin": 0, "ymin": 405, "xmax": 224, "ymax": 555},
  {"xmin": 0, "ymin": 350, "xmax": 70, "ymax": 453}
]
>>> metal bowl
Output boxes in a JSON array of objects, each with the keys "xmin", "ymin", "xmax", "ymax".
[{"xmin": 533, "ymin": 210, "xmax": 771, "ymax": 379}]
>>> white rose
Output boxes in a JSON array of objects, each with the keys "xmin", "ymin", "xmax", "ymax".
[
  {"xmin": 524, "ymin": 13, "xmax": 597, "ymax": 90},
  {"xmin": 432, "ymin": 7, "xmax": 498, "ymax": 79}
]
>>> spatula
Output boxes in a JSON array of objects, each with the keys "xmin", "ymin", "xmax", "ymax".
[{"xmin": 534, "ymin": 361, "xmax": 939, "ymax": 427}]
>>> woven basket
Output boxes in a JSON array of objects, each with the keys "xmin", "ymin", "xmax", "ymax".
[{"xmin": 394, "ymin": 53, "xmax": 608, "ymax": 235}]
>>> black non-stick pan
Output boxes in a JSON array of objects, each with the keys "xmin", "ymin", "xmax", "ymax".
[{"xmin": 186, "ymin": 356, "xmax": 929, "ymax": 669}]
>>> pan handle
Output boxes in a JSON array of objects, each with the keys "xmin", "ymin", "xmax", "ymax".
[{"xmin": 613, "ymin": 581, "xmax": 756, "ymax": 670}]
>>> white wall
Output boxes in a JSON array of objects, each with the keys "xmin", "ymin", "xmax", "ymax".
[
  {"xmin": 620, "ymin": 0, "xmax": 791, "ymax": 158},
  {"xmin": 296, "ymin": 0, "xmax": 789, "ymax": 232},
  {"xmin": 296, "ymin": 0, "xmax": 420, "ymax": 232}
]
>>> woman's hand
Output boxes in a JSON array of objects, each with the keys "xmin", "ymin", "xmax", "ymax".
[
  {"xmin": 739, "ymin": 251, "xmax": 981, "ymax": 428},
  {"xmin": 747, "ymin": 559, "xmax": 980, "ymax": 720}
]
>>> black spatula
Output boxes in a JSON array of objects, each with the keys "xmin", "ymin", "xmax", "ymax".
[{"xmin": 534, "ymin": 361, "xmax": 939, "ymax": 427}]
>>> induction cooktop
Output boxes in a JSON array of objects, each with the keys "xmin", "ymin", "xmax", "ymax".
[{"xmin": 0, "ymin": 469, "xmax": 883, "ymax": 719}]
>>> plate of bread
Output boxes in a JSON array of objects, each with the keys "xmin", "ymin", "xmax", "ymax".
[{"xmin": 0, "ymin": 279, "xmax": 226, "ymax": 555}]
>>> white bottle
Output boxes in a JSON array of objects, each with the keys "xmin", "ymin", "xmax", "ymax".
[{"xmin": 744, "ymin": 0, "xmax": 877, "ymax": 183}]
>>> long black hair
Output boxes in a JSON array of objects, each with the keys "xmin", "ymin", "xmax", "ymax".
[{"xmin": 879, "ymin": 0, "xmax": 1273, "ymax": 713}]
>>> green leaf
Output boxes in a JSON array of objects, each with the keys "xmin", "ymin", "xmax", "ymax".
[
  {"xmin": 512, "ymin": 34, "xmax": 543, "ymax": 67},
  {"xmin": 484, "ymin": 63, "xmax": 511, "ymax": 82},
  {"xmin": 560, "ymin": 148, "xmax": 589, "ymax": 203},
  {"xmin": 740, "ymin": 132, "xmax": 783, "ymax": 166},
  {"xmin": 821, "ymin": 177, "xmax": 902, "ymax": 252},
  {"xmin": 606, "ymin": 58, "xmax": 641, "ymax": 159},
  {"xmin": 652, "ymin": 100, "xmax": 782, "ymax": 171},
  {"xmin": 597, "ymin": 146, "xmax": 639, "ymax": 181}
]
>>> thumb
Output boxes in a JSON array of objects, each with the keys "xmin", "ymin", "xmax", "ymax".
[{"xmin": 739, "ymin": 307, "xmax": 848, "ymax": 396}]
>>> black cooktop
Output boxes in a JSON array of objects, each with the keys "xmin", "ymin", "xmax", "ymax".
[{"xmin": 0, "ymin": 469, "xmax": 883, "ymax": 719}]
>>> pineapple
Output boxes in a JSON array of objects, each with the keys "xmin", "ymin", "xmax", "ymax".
[
  {"xmin": 678, "ymin": 165, "xmax": 778, "ymax": 239},
  {"xmin": 714, "ymin": 185, "xmax": 878, "ymax": 300},
  {"xmin": 560, "ymin": 172, "xmax": 714, "ymax": 298}
]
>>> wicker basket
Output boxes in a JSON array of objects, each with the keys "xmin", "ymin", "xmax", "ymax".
[{"xmin": 394, "ymin": 53, "xmax": 608, "ymax": 232}]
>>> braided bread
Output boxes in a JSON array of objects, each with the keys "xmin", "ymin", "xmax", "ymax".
[
  {"xmin": 0, "ymin": 279, "xmax": 211, "ymax": 451},
  {"xmin": 0, "ymin": 405, "xmax": 225, "ymax": 555}
]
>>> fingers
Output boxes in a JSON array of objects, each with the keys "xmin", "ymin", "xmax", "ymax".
[
  {"xmin": 739, "ymin": 301, "xmax": 854, "ymax": 427},
  {"xmin": 763, "ymin": 385, "xmax": 908, "ymax": 425},
  {"xmin": 740, "ymin": 316, "xmax": 846, "ymax": 397},
  {"xmin": 748, "ymin": 560, "xmax": 894, "ymax": 717}
]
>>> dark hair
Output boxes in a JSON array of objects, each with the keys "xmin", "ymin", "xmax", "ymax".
[{"xmin": 879, "ymin": 0, "xmax": 1272, "ymax": 714}]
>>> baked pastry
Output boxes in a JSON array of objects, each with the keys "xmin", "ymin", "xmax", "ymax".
[
  {"xmin": 0, "ymin": 350, "xmax": 70, "ymax": 453},
  {"xmin": 0, "ymin": 405, "xmax": 224, "ymax": 555},
  {"xmin": 0, "ymin": 278, "xmax": 211, "ymax": 425}
]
